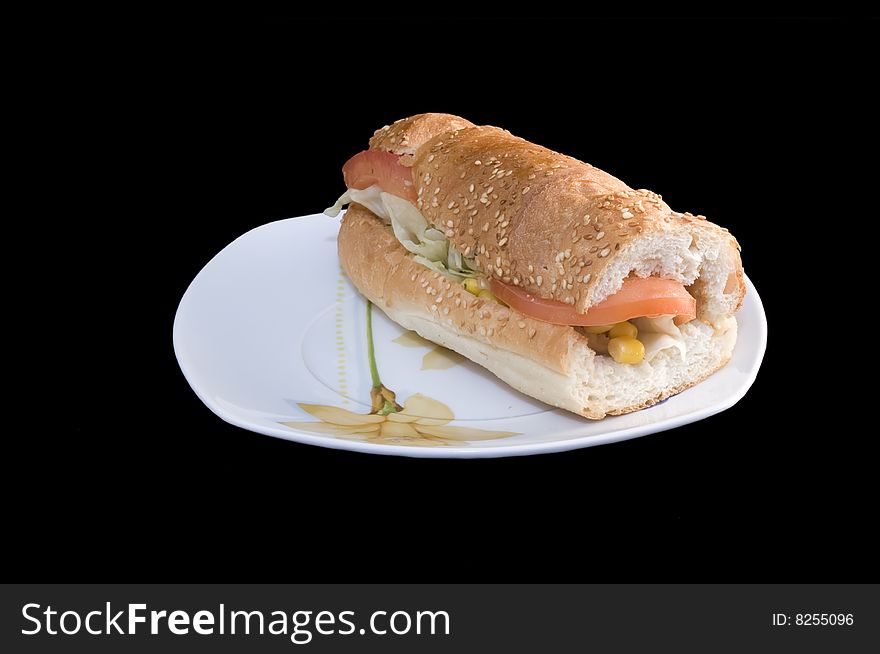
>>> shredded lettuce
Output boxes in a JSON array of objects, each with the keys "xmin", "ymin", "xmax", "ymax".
[
  {"xmin": 381, "ymin": 193, "xmax": 448, "ymax": 262},
  {"xmin": 325, "ymin": 186, "xmax": 482, "ymax": 279},
  {"xmin": 325, "ymin": 187, "xmax": 387, "ymax": 219}
]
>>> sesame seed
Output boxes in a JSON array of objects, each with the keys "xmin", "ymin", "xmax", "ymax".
[
  {"xmin": 495, "ymin": 266, "xmax": 503, "ymax": 276},
  {"xmin": 478, "ymin": 326, "xmax": 486, "ymax": 336},
  {"xmin": 427, "ymin": 154, "xmax": 435, "ymax": 162},
  {"xmin": 498, "ymin": 237, "xmax": 508, "ymax": 246},
  {"xmin": 528, "ymin": 328, "xmax": 536, "ymax": 339},
  {"xmin": 536, "ymin": 275, "xmax": 543, "ymax": 286},
  {"xmin": 482, "ymin": 223, "xmax": 490, "ymax": 232},
  {"xmin": 517, "ymin": 321, "xmax": 526, "ymax": 329},
  {"xmin": 582, "ymin": 273, "xmax": 592, "ymax": 283},
  {"xmin": 474, "ymin": 160, "xmax": 482, "ymax": 165},
  {"xmin": 622, "ymin": 209, "xmax": 634, "ymax": 219},
  {"xmin": 596, "ymin": 231, "xmax": 605, "ymax": 240},
  {"xmin": 445, "ymin": 229, "xmax": 454, "ymax": 237},
  {"xmin": 460, "ymin": 171, "xmax": 466, "ymax": 178},
  {"xmin": 522, "ymin": 187, "xmax": 531, "ymax": 194},
  {"xmin": 452, "ymin": 208, "xmax": 460, "ymax": 215},
  {"xmin": 434, "ymin": 187, "xmax": 440, "ymax": 195},
  {"xmin": 486, "ymin": 186, "xmax": 494, "ymax": 194},
  {"xmin": 447, "ymin": 201, "xmax": 455, "ymax": 209},
  {"xmin": 455, "ymin": 298, "xmax": 461, "ymax": 307},
  {"xmin": 599, "ymin": 248, "xmax": 611, "ymax": 257},
  {"xmin": 447, "ymin": 220, "xmax": 454, "ymax": 227},
  {"xmin": 430, "ymin": 305, "xmax": 438, "ymax": 312},
  {"xmin": 528, "ymin": 173, "xmax": 536, "ymax": 179},
  {"xmin": 468, "ymin": 183, "xmax": 475, "ymax": 193},
  {"xmin": 496, "ymin": 256, "xmax": 502, "ymax": 267},
  {"xmin": 480, "ymin": 196, "xmax": 488, "ymax": 204}
]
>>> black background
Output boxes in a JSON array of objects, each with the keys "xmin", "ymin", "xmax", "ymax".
[{"xmin": 16, "ymin": 17, "xmax": 872, "ymax": 581}]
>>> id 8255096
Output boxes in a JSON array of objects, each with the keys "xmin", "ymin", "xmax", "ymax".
[{"xmin": 771, "ymin": 613, "xmax": 854, "ymax": 627}]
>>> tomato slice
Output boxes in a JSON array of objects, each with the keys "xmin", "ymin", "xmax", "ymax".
[
  {"xmin": 490, "ymin": 277, "xmax": 696, "ymax": 326},
  {"xmin": 342, "ymin": 150, "xmax": 417, "ymax": 202}
]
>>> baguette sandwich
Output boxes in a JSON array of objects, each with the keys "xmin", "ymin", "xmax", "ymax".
[{"xmin": 326, "ymin": 113, "xmax": 745, "ymax": 418}]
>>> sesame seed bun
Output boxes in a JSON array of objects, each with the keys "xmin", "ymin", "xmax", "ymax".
[{"xmin": 368, "ymin": 113, "xmax": 744, "ymax": 326}]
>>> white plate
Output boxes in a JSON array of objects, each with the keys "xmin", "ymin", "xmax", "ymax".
[{"xmin": 174, "ymin": 213, "xmax": 767, "ymax": 458}]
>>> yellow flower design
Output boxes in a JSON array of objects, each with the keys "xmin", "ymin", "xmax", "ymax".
[{"xmin": 281, "ymin": 393, "xmax": 517, "ymax": 447}]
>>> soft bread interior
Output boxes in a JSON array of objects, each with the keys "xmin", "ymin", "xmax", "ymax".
[{"xmin": 589, "ymin": 218, "xmax": 743, "ymax": 327}]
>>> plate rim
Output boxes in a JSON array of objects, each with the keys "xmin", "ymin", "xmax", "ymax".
[{"xmin": 173, "ymin": 215, "xmax": 768, "ymax": 459}]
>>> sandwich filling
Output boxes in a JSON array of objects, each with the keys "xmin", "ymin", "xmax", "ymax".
[{"xmin": 327, "ymin": 150, "xmax": 699, "ymax": 366}]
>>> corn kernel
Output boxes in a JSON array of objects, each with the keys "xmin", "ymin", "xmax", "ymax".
[
  {"xmin": 608, "ymin": 337, "xmax": 645, "ymax": 364},
  {"xmin": 609, "ymin": 321, "xmax": 638, "ymax": 339},
  {"xmin": 477, "ymin": 289, "xmax": 498, "ymax": 302},
  {"xmin": 583, "ymin": 324, "xmax": 615, "ymax": 334},
  {"xmin": 463, "ymin": 278, "xmax": 481, "ymax": 294}
]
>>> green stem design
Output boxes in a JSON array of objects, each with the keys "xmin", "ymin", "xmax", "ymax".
[
  {"xmin": 366, "ymin": 301, "xmax": 402, "ymax": 415},
  {"xmin": 366, "ymin": 300, "xmax": 382, "ymax": 388}
]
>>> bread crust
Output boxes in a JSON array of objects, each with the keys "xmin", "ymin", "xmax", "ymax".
[
  {"xmin": 338, "ymin": 204, "xmax": 582, "ymax": 375},
  {"xmin": 366, "ymin": 113, "xmax": 745, "ymax": 314}
]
